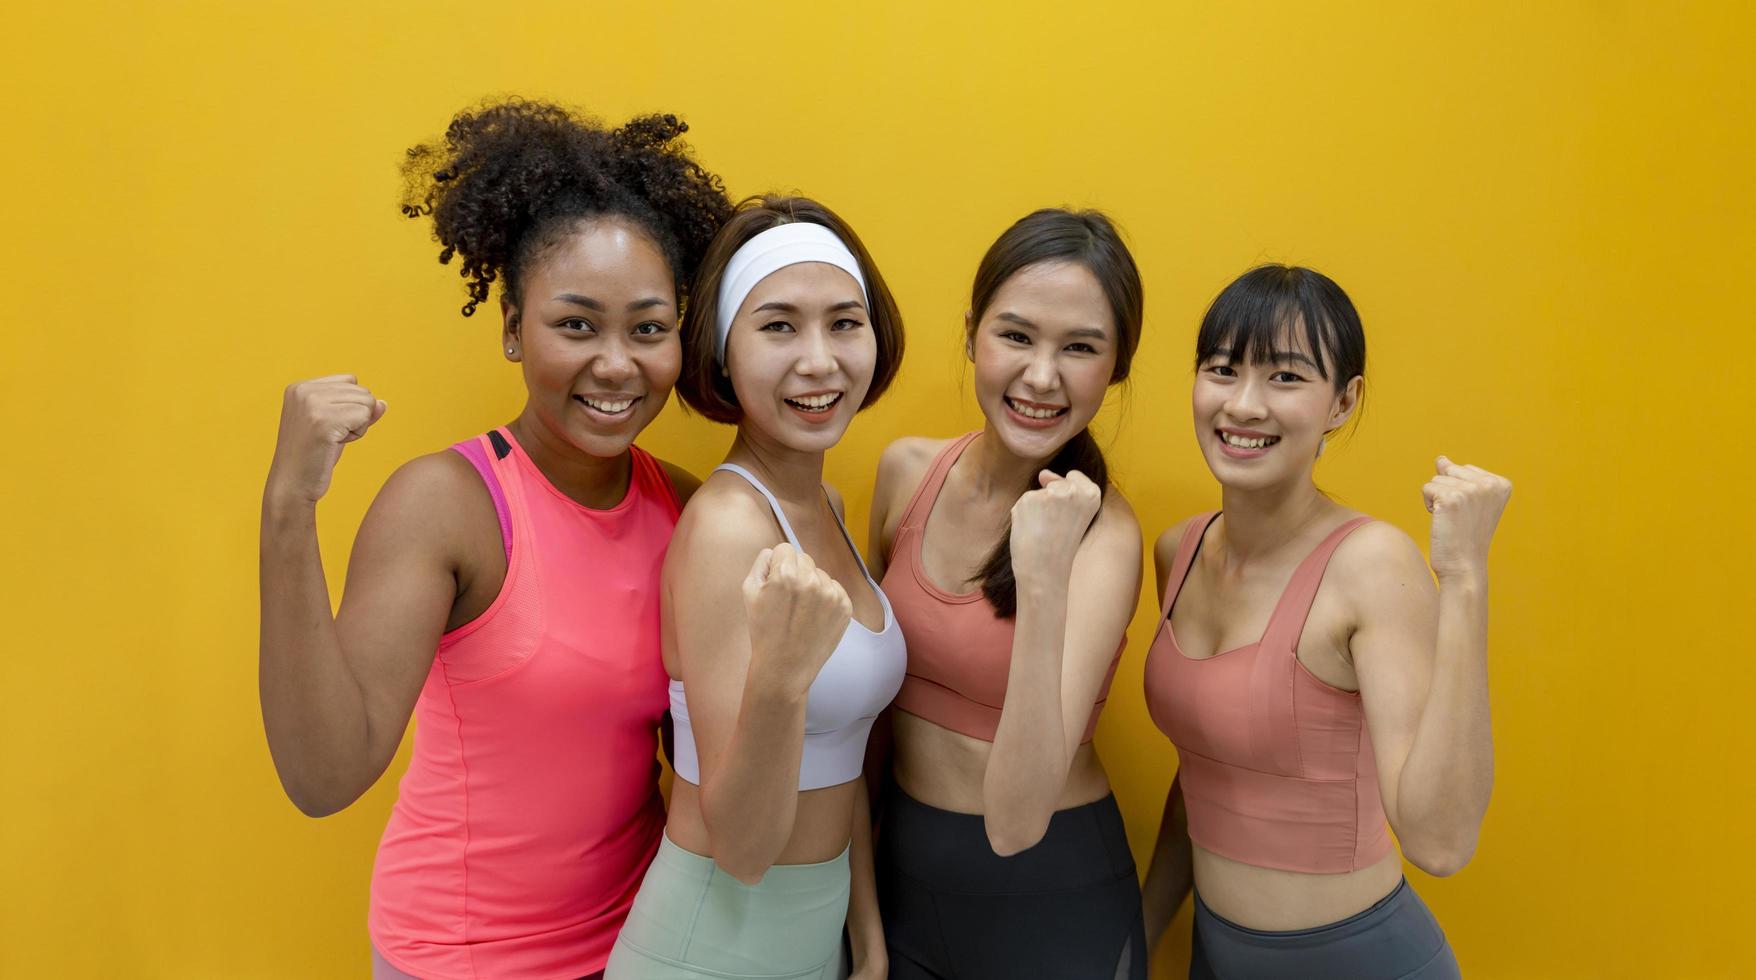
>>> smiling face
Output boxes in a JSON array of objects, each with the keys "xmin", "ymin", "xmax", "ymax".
[
  {"xmin": 969, "ymin": 260, "xmax": 1119, "ymax": 462},
  {"xmin": 723, "ymin": 261, "xmax": 876, "ymax": 454},
  {"xmin": 1192, "ymin": 324, "xmax": 1361, "ymax": 492},
  {"xmin": 503, "ymin": 216, "xmax": 681, "ymax": 459}
]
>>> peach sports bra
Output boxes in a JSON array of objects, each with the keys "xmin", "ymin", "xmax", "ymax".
[
  {"xmin": 882, "ymin": 433, "xmax": 1122, "ymax": 742},
  {"xmin": 1144, "ymin": 511, "xmax": 1392, "ymax": 874}
]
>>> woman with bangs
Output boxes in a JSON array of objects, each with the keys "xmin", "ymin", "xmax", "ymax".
[
  {"xmin": 606, "ymin": 196, "xmax": 905, "ymax": 980},
  {"xmin": 865, "ymin": 209, "xmax": 1148, "ymax": 979},
  {"xmin": 1140, "ymin": 266, "xmax": 1511, "ymax": 979},
  {"xmin": 258, "ymin": 100, "xmax": 732, "ymax": 979}
]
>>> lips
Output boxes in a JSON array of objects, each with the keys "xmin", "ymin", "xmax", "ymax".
[
  {"xmin": 1216, "ymin": 428, "xmax": 1280, "ymax": 458},
  {"xmin": 1002, "ymin": 395, "xmax": 1070, "ymax": 431},
  {"xmin": 573, "ymin": 393, "xmax": 641, "ymax": 422}
]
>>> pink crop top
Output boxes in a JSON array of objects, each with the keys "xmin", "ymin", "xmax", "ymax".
[
  {"xmin": 1144, "ymin": 511, "xmax": 1393, "ymax": 875},
  {"xmin": 370, "ymin": 429, "xmax": 679, "ymax": 979},
  {"xmin": 882, "ymin": 432, "xmax": 1123, "ymax": 743}
]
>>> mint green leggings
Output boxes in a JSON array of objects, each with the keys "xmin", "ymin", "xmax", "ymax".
[{"xmin": 605, "ymin": 835, "xmax": 850, "ymax": 979}]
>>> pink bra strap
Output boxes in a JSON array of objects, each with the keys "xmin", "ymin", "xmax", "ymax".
[
  {"xmin": 1259, "ymin": 517, "xmax": 1376, "ymax": 653},
  {"xmin": 1161, "ymin": 511, "xmax": 1221, "ymax": 616},
  {"xmin": 895, "ymin": 432, "xmax": 981, "ymax": 534}
]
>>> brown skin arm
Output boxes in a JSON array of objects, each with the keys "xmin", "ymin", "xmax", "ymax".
[
  {"xmin": 1139, "ymin": 520, "xmax": 1197, "ymax": 947},
  {"xmin": 259, "ymin": 451, "xmax": 493, "ymax": 816}
]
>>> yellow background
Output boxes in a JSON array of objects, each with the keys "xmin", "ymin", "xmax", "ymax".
[{"xmin": 4, "ymin": 2, "xmax": 1752, "ymax": 977}]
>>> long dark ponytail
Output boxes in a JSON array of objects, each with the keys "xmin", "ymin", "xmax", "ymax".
[{"xmin": 968, "ymin": 209, "xmax": 1143, "ymax": 618}]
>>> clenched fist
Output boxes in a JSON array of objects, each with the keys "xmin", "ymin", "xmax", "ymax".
[
  {"xmin": 267, "ymin": 375, "xmax": 388, "ymax": 505},
  {"xmin": 742, "ymin": 543, "xmax": 854, "ymax": 693},
  {"xmin": 1008, "ymin": 469, "xmax": 1104, "ymax": 583},
  {"xmin": 1423, "ymin": 455, "xmax": 1512, "ymax": 581}
]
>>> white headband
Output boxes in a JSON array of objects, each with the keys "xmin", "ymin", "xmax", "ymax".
[{"xmin": 713, "ymin": 222, "xmax": 869, "ymax": 365}]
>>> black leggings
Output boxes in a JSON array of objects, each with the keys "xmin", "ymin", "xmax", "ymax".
[
  {"xmin": 876, "ymin": 785, "xmax": 1144, "ymax": 979},
  {"xmin": 1189, "ymin": 878, "xmax": 1460, "ymax": 980}
]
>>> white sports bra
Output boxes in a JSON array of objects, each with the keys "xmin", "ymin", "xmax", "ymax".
[{"xmin": 669, "ymin": 464, "xmax": 907, "ymax": 791}]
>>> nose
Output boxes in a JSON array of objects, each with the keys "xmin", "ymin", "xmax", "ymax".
[
  {"xmin": 1022, "ymin": 347, "xmax": 1059, "ymax": 394},
  {"xmin": 1223, "ymin": 374, "xmax": 1268, "ymax": 422},
  {"xmin": 590, "ymin": 336, "xmax": 639, "ymax": 383},
  {"xmin": 794, "ymin": 323, "xmax": 838, "ymax": 377}
]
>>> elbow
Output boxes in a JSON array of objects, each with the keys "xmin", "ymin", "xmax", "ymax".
[
  {"xmin": 1403, "ymin": 835, "xmax": 1477, "ymax": 878},
  {"xmin": 714, "ymin": 857, "xmax": 770, "ymax": 886},
  {"xmin": 277, "ymin": 770, "xmax": 360, "ymax": 819},
  {"xmin": 984, "ymin": 811, "xmax": 1050, "ymax": 858}
]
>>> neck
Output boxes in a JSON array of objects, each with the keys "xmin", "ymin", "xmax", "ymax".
[
  {"xmin": 725, "ymin": 426, "xmax": 827, "ymax": 504},
  {"xmin": 967, "ymin": 427, "xmax": 1054, "ymax": 499},
  {"xmin": 506, "ymin": 408, "xmax": 633, "ymax": 510},
  {"xmin": 1217, "ymin": 476, "xmax": 1334, "ymax": 562}
]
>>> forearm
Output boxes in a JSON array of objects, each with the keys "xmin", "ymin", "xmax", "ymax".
[
  {"xmin": 1395, "ymin": 574, "xmax": 1495, "ymax": 869},
  {"xmin": 258, "ymin": 493, "xmax": 380, "ymax": 815},
  {"xmin": 983, "ymin": 575, "xmax": 1072, "ymax": 854},
  {"xmin": 846, "ymin": 778, "xmax": 886, "ymax": 977},
  {"xmin": 699, "ymin": 676, "xmax": 811, "ymax": 881},
  {"xmin": 1140, "ymin": 778, "xmax": 1193, "ymax": 948}
]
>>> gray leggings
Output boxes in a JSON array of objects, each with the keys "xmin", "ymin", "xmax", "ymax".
[{"xmin": 1190, "ymin": 878, "xmax": 1460, "ymax": 980}]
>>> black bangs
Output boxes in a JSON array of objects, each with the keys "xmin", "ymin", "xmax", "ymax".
[{"xmin": 1194, "ymin": 265, "xmax": 1366, "ymax": 392}]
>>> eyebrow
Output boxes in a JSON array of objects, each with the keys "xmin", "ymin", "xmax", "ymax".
[
  {"xmin": 750, "ymin": 299, "xmax": 867, "ymax": 314},
  {"xmin": 996, "ymin": 311, "xmax": 1108, "ymax": 341},
  {"xmin": 1210, "ymin": 349, "xmax": 1322, "ymax": 369},
  {"xmin": 551, "ymin": 293, "xmax": 672, "ymax": 312}
]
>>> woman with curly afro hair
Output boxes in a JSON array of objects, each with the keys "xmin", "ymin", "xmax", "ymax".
[{"xmin": 258, "ymin": 98, "xmax": 732, "ymax": 980}]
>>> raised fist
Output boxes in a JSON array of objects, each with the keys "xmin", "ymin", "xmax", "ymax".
[
  {"xmin": 1423, "ymin": 455, "xmax": 1512, "ymax": 581},
  {"xmin": 742, "ymin": 543, "xmax": 854, "ymax": 690},
  {"xmin": 267, "ymin": 375, "xmax": 387, "ymax": 504},
  {"xmin": 1008, "ymin": 469, "xmax": 1104, "ymax": 582}
]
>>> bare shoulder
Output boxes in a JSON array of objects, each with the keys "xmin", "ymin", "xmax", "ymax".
[
  {"xmin": 356, "ymin": 449, "xmax": 497, "ymax": 563},
  {"xmin": 670, "ymin": 471, "xmax": 785, "ymax": 568},
  {"xmin": 656, "ymin": 457, "xmax": 704, "ymax": 506},
  {"xmin": 876, "ymin": 436, "xmax": 953, "ymax": 494},
  {"xmin": 1090, "ymin": 483, "xmax": 1143, "ymax": 550},
  {"xmin": 1330, "ymin": 518, "xmax": 1435, "ymax": 610},
  {"xmin": 1153, "ymin": 514, "xmax": 1203, "ymax": 571},
  {"xmin": 823, "ymin": 482, "xmax": 847, "ymax": 520}
]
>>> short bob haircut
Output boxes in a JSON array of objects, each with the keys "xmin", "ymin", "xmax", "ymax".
[{"xmin": 677, "ymin": 195, "xmax": 905, "ymax": 424}]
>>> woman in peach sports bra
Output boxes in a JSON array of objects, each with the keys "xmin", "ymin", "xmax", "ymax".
[
  {"xmin": 258, "ymin": 100, "xmax": 730, "ymax": 979},
  {"xmin": 1140, "ymin": 266, "xmax": 1511, "ymax": 979},
  {"xmin": 866, "ymin": 209, "xmax": 1147, "ymax": 978}
]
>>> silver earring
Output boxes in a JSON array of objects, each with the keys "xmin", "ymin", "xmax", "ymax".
[{"xmin": 506, "ymin": 346, "xmax": 515, "ymax": 355}]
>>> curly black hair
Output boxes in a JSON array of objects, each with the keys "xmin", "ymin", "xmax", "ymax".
[{"xmin": 401, "ymin": 98, "xmax": 732, "ymax": 317}]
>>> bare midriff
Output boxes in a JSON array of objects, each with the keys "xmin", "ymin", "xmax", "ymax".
[
  {"xmin": 891, "ymin": 709, "xmax": 1112, "ymax": 815},
  {"xmin": 664, "ymin": 778, "xmax": 859, "ymax": 866},
  {"xmin": 1192, "ymin": 844, "xmax": 1404, "ymax": 931}
]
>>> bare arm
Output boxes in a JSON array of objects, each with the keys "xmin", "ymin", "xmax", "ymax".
[
  {"xmin": 1348, "ymin": 459, "xmax": 1510, "ymax": 876},
  {"xmin": 1138, "ymin": 522, "xmax": 1196, "ymax": 947},
  {"xmin": 259, "ymin": 378, "xmax": 478, "ymax": 816},
  {"xmin": 668, "ymin": 488, "xmax": 851, "ymax": 883},
  {"xmin": 983, "ymin": 477, "xmax": 1143, "ymax": 854},
  {"xmin": 846, "ymin": 776, "xmax": 887, "ymax": 979}
]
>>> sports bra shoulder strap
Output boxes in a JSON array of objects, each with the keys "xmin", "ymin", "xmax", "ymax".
[
  {"xmin": 1261, "ymin": 516, "xmax": 1376, "ymax": 651},
  {"xmin": 714, "ymin": 463, "xmax": 802, "ymax": 549},
  {"xmin": 897, "ymin": 432, "xmax": 980, "ymax": 532},
  {"xmin": 1161, "ymin": 511, "xmax": 1221, "ymax": 617}
]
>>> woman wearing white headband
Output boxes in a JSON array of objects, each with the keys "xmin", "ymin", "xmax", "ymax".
[{"xmin": 606, "ymin": 197, "xmax": 907, "ymax": 980}]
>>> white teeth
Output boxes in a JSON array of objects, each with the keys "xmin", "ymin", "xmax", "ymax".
[
  {"xmin": 1221, "ymin": 432, "xmax": 1278, "ymax": 450},
  {"xmin": 788, "ymin": 393, "xmax": 839, "ymax": 409},
  {"xmin": 582, "ymin": 398, "xmax": 634, "ymax": 413},
  {"xmin": 1007, "ymin": 398, "xmax": 1065, "ymax": 420}
]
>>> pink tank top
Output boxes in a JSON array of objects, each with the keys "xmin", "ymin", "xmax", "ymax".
[
  {"xmin": 882, "ymin": 433, "xmax": 1122, "ymax": 742},
  {"xmin": 1144, "ymin": 512, "xmax": 1393, "ymax": 875},
  {"xmin": 369, "ymin": 428, "xmax": 678, "ymax": 979}
]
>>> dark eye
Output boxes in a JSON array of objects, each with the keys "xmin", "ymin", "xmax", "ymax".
[
  {"xmin": 632, "ymin": 321, "xmax": 668, "ymax": 337},
  {"xmin": 1205, "ymin": 363, "xmax": 1235, "ymax": 377},
  {"xmin": 561, "ymin": 317, "xmax": 595, "ymax": 334},
  {"xmin": 1271, "ymin": 370, "xmax": 1305, "ymax": 383},
  {"xmin": 760, "ymin": 320, "xmax": 794, "ymax": 333},
  {"xmin": 1066, "ymin": 342, "xmax": 1097, "ymax": 354},
  {"xmin": 1000, "ymin": 330, "xmax": 1030, "ymax": 345},
  {"xmin": 832, "ymin": 317, "xmax": 865, "ymax": 331}
]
